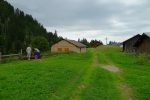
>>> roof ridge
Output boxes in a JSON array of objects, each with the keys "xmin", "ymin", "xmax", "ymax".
[
  {"xmin": 64, "ymin": 39, "xmax": 86, "ymax": 48},
  {"xmin": 123, "ymin": 34, "xmax": 141, "ymax": 43},
  {"xmin": 143, "ymin": 32, "xmax": 150, "ymax": 37}
]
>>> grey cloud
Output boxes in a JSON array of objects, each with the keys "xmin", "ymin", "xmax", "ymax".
[{"xmin": 7, "ymin": 0, "xmax": 150, "ymax": 42}]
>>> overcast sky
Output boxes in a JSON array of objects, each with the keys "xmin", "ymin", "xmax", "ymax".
[{"xmin": 7, "ymin": 0, "xmax": 150, "ymax": 43}]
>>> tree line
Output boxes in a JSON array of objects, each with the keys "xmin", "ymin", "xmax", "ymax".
[
  {"xmin": 0, "ymin": 0, "xmax": 103, "ymax": 54},
  {"xmin": 0, "ymin": 0, "xmax": 61, "ymax": 54},
  {"xmin": 78, "ymin": 38, "xmax": 103, "ymax": 48}
]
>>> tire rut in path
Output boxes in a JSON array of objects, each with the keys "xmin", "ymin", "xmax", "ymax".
[
  {"xmin": 72, "ymin": 64, "xmax": 93, "ymax": 100},
  {"xmin": 93, "ymin": 54, "xmax": 133, "ymax": 100}
]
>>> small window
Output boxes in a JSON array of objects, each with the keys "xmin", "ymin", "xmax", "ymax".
[
  {"xmin": 58, "ymin": 48, "xmax": 62, "ymax": 52},
  {"xmin": 64, "ymin": 48, "xmax": 69, "ymax": 52}
]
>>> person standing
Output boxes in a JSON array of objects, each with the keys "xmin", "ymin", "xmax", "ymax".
[{"xmin": 26, "ymin": 46, "xmax": 32, "ymax": 60}]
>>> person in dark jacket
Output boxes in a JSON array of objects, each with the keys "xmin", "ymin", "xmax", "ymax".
[{"xmin": 33, "ymin": 48, "xmax": 41, "ymax": 59}]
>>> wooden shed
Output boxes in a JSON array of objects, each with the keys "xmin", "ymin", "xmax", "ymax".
[
  {"xmin": 51, "ymin": 39, "xmax": 86, "ymax": 53},
  {"xmin": 123, "ymin": 34, "xmax": 141, "ymax": 53},
  {"xmin": 134, "ymin": 33, "xmax": 150, "ymax": 54}
]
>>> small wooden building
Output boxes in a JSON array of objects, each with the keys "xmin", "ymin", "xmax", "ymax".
[
  {"xmin": 123, "ymin": 34, "xmax": 141, "ymax": 52},
  {"xmin": 134, "ymin": 33, "xmax": 150, "ymax": 54},
  {"xmin": 51, "ymin": 39, "xmax": 86, "ymax": 53}
]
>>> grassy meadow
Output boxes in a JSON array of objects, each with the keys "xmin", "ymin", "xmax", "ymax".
[
  {"xmin": 0, "ymin": 46, "xmax": 150, "ymax": 100},
  {"xmin": 96, "ymin": 46, "xmax": 150, "ymax": 100}
]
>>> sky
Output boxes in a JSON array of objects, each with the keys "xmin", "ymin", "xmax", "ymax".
[{"xmin": 7, "ymin": 0, "xmax": 150, "ymax": 43}]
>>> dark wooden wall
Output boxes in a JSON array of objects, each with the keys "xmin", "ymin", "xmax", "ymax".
[
  {"xmin": 137, "ymin": 38, "xmax": 150, "ymax": 54},
  {"xmin": 123, "ymin": 36, "xmax": 140, "ymax": 53}
]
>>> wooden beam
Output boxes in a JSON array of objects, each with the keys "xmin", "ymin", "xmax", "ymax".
[{"xmin": 2, "ymin": 54, "xmax": 20, "ymax": 57}]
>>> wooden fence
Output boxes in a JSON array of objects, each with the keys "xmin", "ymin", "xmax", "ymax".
[{"xmin": 0, "ymin": 49, "xmax": 23, "ymax": 62}]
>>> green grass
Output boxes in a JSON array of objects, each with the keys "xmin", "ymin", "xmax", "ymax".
[
  {"xmin": 96, "ymin": 46, "xmax": 150, "ymax": 100},
  {"xmin": 80, "ymin": 67, "xmax": 121, "ymax": 100},
  {"xmin": 0, "ymin": 50, "xmax": 120, "ymax": 100},
  {"xmin": 0, "ymin": 51, "xmax": 92, "ymax": 100},
  {"xmin": 0, "ymin": 47, "xmax": 149, "ymax": 100}
]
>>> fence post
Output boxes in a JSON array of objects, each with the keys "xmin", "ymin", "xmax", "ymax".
[
  {"xmin": 19, "ymin": 49, "xmax": 23, "ymax": 59},
  {"xmin": 0, "ymin": 52, "xmax": 2, "ymax": 62},
  {"xmin": 21, "ymin": 49, "xmax": 22, "ymax": 55}
]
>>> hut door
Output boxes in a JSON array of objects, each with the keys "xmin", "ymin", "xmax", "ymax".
[{"xmin": 80, "ymin": 48, "xmax": 81, "ymax": 53}]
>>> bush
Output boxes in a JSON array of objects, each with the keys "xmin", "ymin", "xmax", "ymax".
[{"xmin": 31, "ymin": 36, "xmax": 49, "ymax": 51}]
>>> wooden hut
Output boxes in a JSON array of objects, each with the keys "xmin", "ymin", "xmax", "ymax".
[
  {"xmin": 123, "ymin": 34, "xmax": 141, "ymax": 53},
  {"xmin": 51, "ymin": 39, "xmax": 86, "ymax": 53},
  {"xmin": 134, "ymin": 33, "xmax": 150, "ymax": 54}
]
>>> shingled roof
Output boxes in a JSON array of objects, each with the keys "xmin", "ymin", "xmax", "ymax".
[{"xmin": 65, "ymin": 39, "xmax": 86, "ymax": 48}]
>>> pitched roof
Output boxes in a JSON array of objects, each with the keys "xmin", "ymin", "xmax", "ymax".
[
  {"xmin": 123, "ymin": 34, "xmax": 141, "ymax": 43},
  {"xmin": 134, "ymin": 33, "xmax": 150, "ymax": 47},
  {"xmin": 65, "ymin": 39, "xmax": 86, "ymax": 48},
  {"xmin": 143, "ymin": 32, "xmax": 150, "ymax": 37}
]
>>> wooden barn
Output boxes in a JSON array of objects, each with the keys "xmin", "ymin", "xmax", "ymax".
[
  {"xmin": 134, "ymin": 33, "xmax": 150, "ymax": 54},
  {"xmin": 123, "ymin": 34, "xmax": 141, "ymax": 52},
  {"xmin": 51, "ymin": 39, "xmax": 86, "ymax": 53}
]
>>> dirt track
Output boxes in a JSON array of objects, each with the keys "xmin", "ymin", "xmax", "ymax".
[{"xmin": 93, "ymin": 51, "xmax": 133, "ymax": 100}]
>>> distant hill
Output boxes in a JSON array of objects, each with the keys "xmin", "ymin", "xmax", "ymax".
[{"xmin": 0, "ymin": 0, "xmax": 61, "ymax": 54}]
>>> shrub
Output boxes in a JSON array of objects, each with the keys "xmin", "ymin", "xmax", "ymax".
[{"xmin": 31, "ymin": 36, "xmax": 49, "ymax": 51}]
